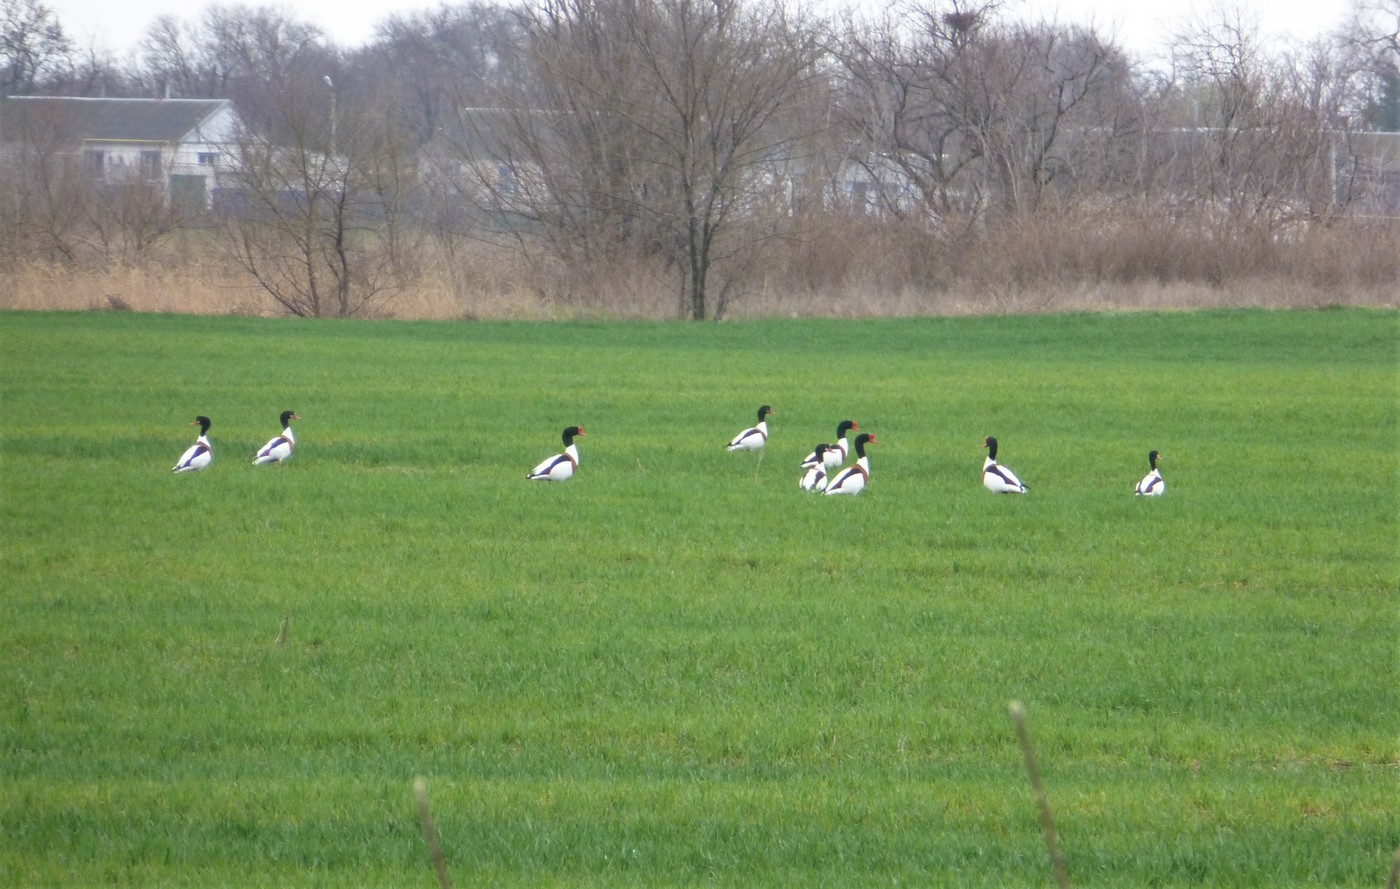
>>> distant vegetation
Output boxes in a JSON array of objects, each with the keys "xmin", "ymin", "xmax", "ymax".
[{"xmin": 2, "ymin": 0, "xmax": 1399, "ymax": 319}]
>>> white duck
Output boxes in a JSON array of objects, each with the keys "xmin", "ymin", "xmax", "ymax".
[
  {"xmin": 1135, "ymin": 450, "xmax": 1164, "ymax": 496},
  {"xmin": 824, "ymin": 433, "xmax": 876, "ymax": 495},
  {"xmin": 982, "ymin": 436, "xmax": 1028, "ymax": 494},
  {"xmin": 527, "ymin": 425, "xmax": 586, "ymax": 481},
  {"xmin": 799, "ymin": 444, "xmax": 830, "ymax": 491},
  {"xmin": 253, "ymin": 410, "xmax": 300, "ymax": 465},
  {"xmin": 172, "ymin": 415, "xmax": 213, "ymax": 473},
  {"xmin": 726, "ymin": 405, "xmax": 772, "ymax": 452},
  {"xmin": 800, "ymin": 420, "xmax": 858, "ymax": 471}
]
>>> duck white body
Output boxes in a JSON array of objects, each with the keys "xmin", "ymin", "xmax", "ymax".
[
  {"xmin": 726, "ymin": 405, "xmax": 772, "ymax": 452},
  {"xmin": 825, "ymin": 433, "xmax": 876, "ymax": 495},
  {"xmin": 253, "ymin": 410, "xmax": 299, "ymax": 465},
  {"xmin": 1135, "ymin": 450, "xmax": 1164, "ymax": 496},
  {"xmin": 173, "ymin": 416, "xmax": 213, "ymax": 472},
  {"xmin": 982, "ymin": 436, "xmax": 1027, "ymax": 493},
  {"xmin": 527, "ymin": 425, "xmax": 585, "ymax": 481},
  {"xmin": 800, "ymin": 420, "xmax": 857, "ymax": 471},
  {"xmin": 799, "ymin": 444, "xmax": 829, "ymax": 491}
]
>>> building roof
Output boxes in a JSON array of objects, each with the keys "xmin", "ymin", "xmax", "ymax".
[{"xmin": 0, "ymin": 96, "xmax": 234, "ymax": 145}]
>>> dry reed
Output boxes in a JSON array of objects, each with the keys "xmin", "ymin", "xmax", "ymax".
[{"xmin": 1, "ymin": 211, "xmax": 1394, "ymax": 320}]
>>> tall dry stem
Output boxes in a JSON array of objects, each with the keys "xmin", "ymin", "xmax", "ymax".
[
  {"xmin": 1009, "ymin": 700, "xmax": 1070, "ymax": 889},
  {"xmin": 413, "ymin": 776, "xmax": 453, "ymax": 889}
]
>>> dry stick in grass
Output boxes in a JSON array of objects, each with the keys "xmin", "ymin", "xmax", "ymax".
[
  {"xmin": 414, "ymin": 777, "xmax": 453, "ymax": 889},
  {"xmin": 1009, "ymin": 700, "xmax": 1070, "ymax": 889},
  {"xmin": 275, "ymin": 615, "xmax": 289, "ymax": 647},
  {"xmin": 1386, "ymin": 847, "xmax": 1400, "ymax": 889}
]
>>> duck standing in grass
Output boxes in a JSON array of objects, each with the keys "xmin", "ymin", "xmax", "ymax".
[
  {"xmin": 981, "ymin": 436, "xmax": 1027, "ymax": 493},
  {"xmin": 726, "ymin": 405, "xmax": 773, "ymax": 452},
  {"xmin": 800, "ymin": 420, "xmax": 858, "ymax": 471},
  {"xmin": 172, "ymin": 415, "xmax": 213, "ymax": 473},
  {"xmin": 527, "ymin": 425, "xmax": 586, "ymax": 481},
  {"xmin": 253, "ymin": 410, "xmax": 300, "ymax": 465},
  {"xmin": 1135, "ymin": 450, "xmax": 1164, "ymax": 496},
  {"xmin": 799, "ymin": 444, "xmax": 830, "ymax": 491},
  {"xmin": 824, "ymin": 433, "xmax": 876, "ymax": 496}
]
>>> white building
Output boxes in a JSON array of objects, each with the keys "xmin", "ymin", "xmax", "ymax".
[{"xmin": 0, "ymin": 96, "xmax": 239, "ymax": 211}]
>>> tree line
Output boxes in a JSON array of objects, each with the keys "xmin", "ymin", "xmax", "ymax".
[{"xmin": 2, "ymin": 0, "xmax": 1399, "ymax": 318}]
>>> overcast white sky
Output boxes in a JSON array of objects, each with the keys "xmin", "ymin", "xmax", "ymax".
[{"xmin": 46, "ymin": 0, "xmax": 1357, "ymax": 62}]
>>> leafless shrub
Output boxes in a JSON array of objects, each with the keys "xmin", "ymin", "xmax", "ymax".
[{"xmin": 743, "ymin": 206, "xmax": 1399, "ymax": 315}]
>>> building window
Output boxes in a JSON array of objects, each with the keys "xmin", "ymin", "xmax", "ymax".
[
  {"xmin": 86, "ymin": 150, "xmax": 105, "ymax": 173},
  {"xmin": 197, "ymin": 152, "xmax": 219, "ymax": 166},
  {"xmin": 497, "ymin": 163, "xmax": 518, "ymax": 198},
  {"xmin": 140, "ymin": 150, "xmax": 162, "ymax": 179}
]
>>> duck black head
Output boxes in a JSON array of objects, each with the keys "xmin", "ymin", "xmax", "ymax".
[
  {"xmin": 563, "ymin": 425, "xmax": 586, "ymax": 444},
  {"xmin": 1148, "ymin": 449, "xmax": 1160, "ymax": 469},
  {"xmin": 757, "ymin": 405, "xmax": 773, "ymax": 421},
  {"xmin": 984, "ymin": 436, "xmax": 999, "ymax": 459},
  {"xmin": 836, "ymin": 419, "xmax": 857, "ymax": 438},
  {"xmin": 280, "ymin": 410, "xmax": 300, "ymax": 428},
  {"xmin": 191, "ymin": 415, "xmax": 211, "ymax": 434},
  {"xmin": 853, "ymin": 432, "xmax": 876, "ymax": 456}
]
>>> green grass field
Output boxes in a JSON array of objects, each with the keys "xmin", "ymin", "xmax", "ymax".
[{"xmin": 1, "ymin": 308, "xmax": 1396, "ymax": 887}]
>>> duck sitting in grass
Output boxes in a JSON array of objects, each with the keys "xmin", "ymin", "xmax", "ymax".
[{"xmin": 173, "ymin": 415, "xmax": 212, "ymax": 473}]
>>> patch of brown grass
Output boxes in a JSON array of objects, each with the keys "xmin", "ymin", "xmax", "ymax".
[
  {"xmin": 2, "ymin": 214, "xmax": 1395, "ymax": 320},
  {"xmin": 0, "ymin": 259, "xmax": 268, "ymax": 316},
  {"xmin": 734, "ymin": 209, "xmax": 1398, "ymax": 318}
]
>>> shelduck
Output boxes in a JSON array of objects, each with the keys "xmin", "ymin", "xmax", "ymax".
[
  {"xmin": 253, "ymin": 410, "xmax": 300, "ymax": 465},
  {"xmin": 527, "ymin": 425, "xmax": 586, "ymax": 481},
  {"xmin": 726, "ymin": 405, "xmax": 772, "ymax": 451},
  {"xmin": 1135, "ymin": 450, "xmax": 1164, "ymax": 496},
  {"xmin": 824, "ymin": 433, "xmax": 876, "ymax": 495},
  {"xmin": 800, "ymin": 420, "xmax": 858, "ymax": 470},
  {"xmin": 172, "ymin": 415, "xmax": 213, "ymax": 473},
  {"xmin": 799, "ymin": 444, "xmax": 830, "ymax": 491},
  {"xmin": 982, "ymin": 436, "xmax": 1028, "ymax": 493}
]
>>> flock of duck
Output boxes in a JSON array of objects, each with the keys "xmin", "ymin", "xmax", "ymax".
[
  {"xmin": 171, "ymin": 411, "xmax": 300, "ymax": 472},
  {"xmin": 713, "ymin": 405, "xmax": 1163, "ymax": 496},
  {"xmin": 172, "ymin": 405, "xmax": 1166, "ymax": 496}
]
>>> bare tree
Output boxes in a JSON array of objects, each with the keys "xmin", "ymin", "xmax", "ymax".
[
  {"xmin": 836, "ymin": 0, "xmax": 1135, "ymax": 228},
  {"xmin": 632, "ymin": 0, "xmax": 826, "ymax": 319},
  {"xmin": 223, "ymin": 94, "xmax": 349, "ymax": 317},
  {"xmin": 1, "ymin": 0, "xmax": 71, "ymax": 95},
  {"xmin": 134, "ymin": 4, "xmax": 336, "ymax": 116},
  {"xmin": 48, "ymin": 43, "xmax": 134, "ymax": 97},
  {"xmin": 358, "ymin": 3, "xmax": 524, "ymax": 145},
  {"xmin": 452, "ymin": 0, "xmax": 824, "ymax": 320},
  {"xmin": 220, "ymin": 74, "xmax": 417, "ymax": 317},
  {"xmin": 1340, "ymin": 0, "xmax": 1400, "ymax": 129},
  {"xmin": 137, "ymin": 16, "xmax": 214, "ymax": 99},
  {"xmin": 1162, "ymin": 6, "xmax": 1364, "ymax": 226}
]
